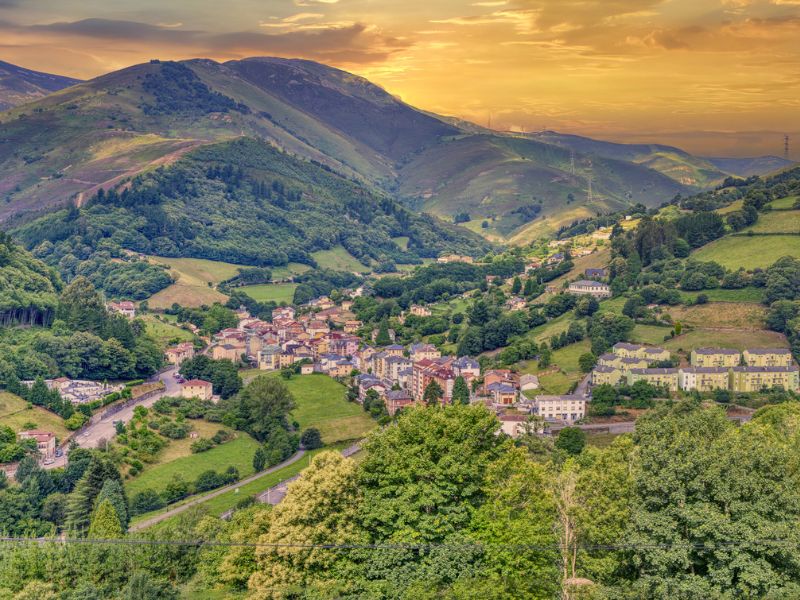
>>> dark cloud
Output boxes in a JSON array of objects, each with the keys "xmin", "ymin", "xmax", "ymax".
[{"xmin": 30, "ymin": 18, "xmax": 200, "ymax": 42}]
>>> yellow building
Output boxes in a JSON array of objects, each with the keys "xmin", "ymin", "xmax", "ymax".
[
  {"xmin": 627, "ymin": 368, "xmax": 679, "ymax": 392},
  {"xmin": 181, "ymin": 379, "xmax": 213, "ymax": 401},
  {"xmin": 690, "ymin": 348, "xmax": 740, "ymax": 368},
  {"xmin": 612, "ymin": 343, "xmax": 670, "ymax": 363},
  {"xmin": 731, "ymin": 366, "xmax": 800, "ymax": 393},
  {"xmin": 597, "ymin": 353, "xmax": 648, "ymax": 370},
  {"xmin": 743, "ymin": 348, "xmax": 793, "ymax": 368},
  {"xmin": 592, "ymin": 365, "xmax": 624, "ymax": 386},
  {"xmin": 679, "ymin": 367, "xmax": 730, "ymax": 392}
]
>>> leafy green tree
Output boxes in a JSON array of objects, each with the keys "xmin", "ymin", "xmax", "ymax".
[
  {"xmin": 252, "ymin": 447, "xmax": 267, "ymax": 472},
  {"xmin": 56, "ymin": 276, "xmax": 107, "ymax": 334},
  {"xmin": 452, "ymin": 376, "xmax": 470, "ymax": 405},
  {"xmin": 538, "ymin": 345, "xmax": 552, "ymax": 369},
  {"xmin": 578, "ymin": 352, "xmax": 596, "ymax": 373},
  {"xmin": 300, "ymin": 427, "xmax": 323, "ymax": 449},
  {"xmin": 511, "ymin": 276, "xmax": 521, "ymax": 294},
  {"xmin": 555, "ymin": 427, "xmax": 586, "ymax": 456},
  {"xmin": 121, "ymin": 572, "xmax": 178, "ymax": 600},
  {"xmin": 423, "ymin": 380, "xmax": 444, "ymax": 406},
  {"xmin": 223, "ymin": 375, "xmax": 295, "ymax": 442}
]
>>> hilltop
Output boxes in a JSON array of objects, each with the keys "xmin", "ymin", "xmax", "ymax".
[
  {"xmin": 0, "ymin": 57, "xmax": 788, "ymax": 239},
  {"xmin": 0, "ymin": 60, "xmax": 81, "ymax": 111}
]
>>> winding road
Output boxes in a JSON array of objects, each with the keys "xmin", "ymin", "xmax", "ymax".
[{"xmin": 44, "ymin": 366, "xmax": 181, "ymax": 469}]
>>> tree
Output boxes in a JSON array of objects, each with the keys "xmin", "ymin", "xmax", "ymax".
[
  {"xmin": 252, "ymin": 447, "xmax": 267, "ymax": 472},
  {"xmin": 56, "ymin": 276, "xmax": 107, "ymax": 334},
  {"xmin": 94, "ymin": 478, "xmax": 129, "ymax": 530},
  {"xmin": 511, "ymin": 277, "xmax": 521, "ymax": 294},
  {"xmin": 375, "ymin": 319, "xmax": 392, "ymax": 346},
  {"xmin": 300, "ymin": 427, "xmax": 323, "ymax": 449},
  {"xmin": 578, "ymin": 352, "xmax": 596, "ymax": 373},
  {"xmin": 423, "ymin": 380, "xmax": 444, "ymax": 406},
  {"xmin": 88, "ymin": 498, "xmax": 123, "ymax": 538},
  {"xmin": 538, "ymin": 345, "xmax": 552, "ymax": 369},
  {"xmin": 452, "ymin": 376, "xmax": 470, "ymax": 405},
  {"xmin": 248, "ymin": 452, "xmax": 361, "ymax": 597},
  {"xmin": 121, "ymin": 572, "xmax": 178, "ymax": 600},
  {"xmin": 66, "ymin": 454, "xmax": 125, "ymax": 533},
  {"xmin": 223, "ymin": 375, "xmax": 295, "ymax": 442},
  {"xmin": 555, "ymin": 427, "xmax": 586, "ymax": 456}
]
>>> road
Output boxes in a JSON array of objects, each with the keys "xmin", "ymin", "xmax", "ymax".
[
  {"xmin": 129, "ymin": 448, "xmax": 308, "ymax": 532},
  {"xmin": 220, "ymin": 443, "xmax": 362, "ymax": 520},
  {"xmin": 44, "ymin": 366, "xmax": 181, "ymax": 469}
]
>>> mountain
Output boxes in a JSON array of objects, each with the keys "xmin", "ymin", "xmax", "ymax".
[
  {"xmin": 704, "ymin": 155, "xmax": 794, "ymax": 178},
  {"xmin": 12, "ymin": 137, "xmax": 491, "ymax": 272},
  {"xmin": 0, "ymin": 57, "xmax": 784, "ymax": 242},
  {"xmin": 0, "ymin": 232, "xmax": 61, "ymax": 326},
  {"xmin": 0, "ymin": 60, "xmax": 81, "ymax": 111}
]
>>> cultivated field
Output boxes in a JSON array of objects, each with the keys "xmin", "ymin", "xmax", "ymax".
[
  {"xmin": 680, "ymin": 288, "xmax": 764, "ymax": 303},
  {"xmin": 665, "ymin": 302, "xmax": 767, "ymax": 330},
  {"xmin": 240, "ymin": 283, "xmax": 298, "ymax": 304},
  {"xmin": 692, "ymin": 235, "xmax": 800, "ymax": 270},
  {"xmin": 0, "ymin": 392, "xmax": 70, "ymax": 440},
  {"xmin": 767, "ymin": 196, "xmax": 798, "ymax": 210},
  {"xmin": 144, "ymin": 255, "xmax": 243, "ymax": 309}
]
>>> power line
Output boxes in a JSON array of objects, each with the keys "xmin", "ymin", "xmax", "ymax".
[{"xmin": 1, "ymin": 536, "xmax": 799, "ymax": 552}]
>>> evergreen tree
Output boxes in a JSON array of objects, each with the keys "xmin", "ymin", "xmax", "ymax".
[
  {"xmin": 375, "ymin": 319, "xmax": 392, "ymax": 346},
  {"xmin": 423, "ymin": 380, "xmax": 444, "ymax": 406},
  {"xmin": 56, "ymin": 276, "xmax": 107, "ymax": 334},
  {"xmin": 452, "ymin": 376, "xmax": 470, "ymax": 405},
  {"xmin": 94, "ymin": 478, "xmax": 129, "ymax": 530},
  {"xmin": 88, "ymin": 498, "xmax": 123, "ymax": 539},
  {"xmin": 66, "ymin": 455, "xmax": 124, "ymax": 533},
  {"xmin": 511, "ymin": 276, "xmax": 522, "ymax": 294}
]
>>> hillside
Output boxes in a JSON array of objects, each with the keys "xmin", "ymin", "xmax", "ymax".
[
  {"xmin": 0, "ymin": 60, "xmax": 81, "ymax": 111},
  {"xmin": 704, "ymin": 155, "xmax": 794, "ymax": 178},
  {"xmin": 11, "ymin": 138, "xmax": 490, "ymax": 286},
  {"xmin": 0, "ymin": 233, "xmax": 61, "ymax": 326},
  {"xmin": 0, "ymin": 56, "xmax": 767, "ymax": 241}
]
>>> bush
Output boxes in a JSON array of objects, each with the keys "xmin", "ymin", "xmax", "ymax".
[
  {"xmin": 190, "ymin": 438, "xmax": 214, "ymax": 453},
  {"xmin": 64, "ymin": 413, "xmax": 88, "ymax": 431},
  {"xmin": 300, "ymin": 427, "xmax": 323, "ymax": 450},
  {"xmin": 130, "ymin": 489, "xmax": 166, "ymax": 516}
]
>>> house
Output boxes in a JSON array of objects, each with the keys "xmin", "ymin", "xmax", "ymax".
[
  {"xmin": 498, "ymin": 414, "xmax": 529, "ymax": 438},
  {"xmin": 409, "ymin": 343, "xmax": 441, "ymax": 362},
  {"xmin": 612, "ymin": 343, "xmax": 670, "ymax": 363},
  {"xmin": 344, "ymin": 320, "xmax": 363, "ymax": 334},
  {"xmin": 355, "ymin": 374, "xmax": 389, "ymax": 402},
  {"xmin": 385, "ymin": 390, "xmax": 414, "ymax": 416},
  {"xmin": 584, "ymin": 268, "xmax": 608, "ymax": 279},
  {"xmin": 627, "ymin": 368, "xmax": 679, "ymax": 391},
  {"xmin": 181, "ymin": 379, "xmax": 213, "ymax": 401},
  {"xmin": 300, "ymin": 363, "xmax": 315, "ymax": 375},
  {"xmin": 690, "ymin": 348, "xmax": 741, "ymax": 368},
  {"xmin": 742, "ymin": 348, "xmax": 793, "ymax": 368},
  {"xmin": 546, "ymin": 253, "xmax": 565, "ymax": 265},
  {"xmin": 592, "ymin": 365, "xmax": 624, "ymax": 386},
  {"xmin": 385, "ymin": 344, "xmax": 405, "ymax": 357},
  {"xmin": 525, "ymin": 260, "xmax": 542, "ymax": 273},
  {"xmin": 505, "ymin": 296, "xmax": 527, "ymax": 311},
  {"xmin": 212, "ymin": 343, "xmax": 244, "ymax": 362},
  {"xmin": 452, "ymin": 356, "xmax": 481, "ymax": 380},
  {"xmin": 18, "ymin": 430, "xmax": 56, "ymax": 462},
  {"xmin": 520, "ymin": 374, "xmax": 540, "ymax": 391},
  {"xmin": 487, "ymin": 382, "xmax": 518, "ymax": 406},
  {"xmin": 258, "ymin": 345, "xmax": 283, "ymax": 370},
  {"xmin": 411, "ymin": 359, "xmax": 456, "ymax": 404},
  {"xmin": 409, "ymin": 305, "xmax": 432, "ymax": 317},
  {"xmin": 731, "ymin": 365, "xmax": 800, "ymax": 392},
  {"xmin": 341, "ymin": 300, "xmax": 354, "ymax": 312},
  {"xmin": 679, "ymin": 367, "xmax": 730, "ymax": 392},
  {"xmin": 107, "ymin": 300, "xmax": 136, "ymax": 319},
  {"xmin": 165, "ymin": 342, "xmax": 195, "ymax": 366},
  {"xmin": 567, "ymin": 280, "xmax": 611, "ymax": 298},
  {"xmin": 306, "ymin": 320, "xmax": 330, "ymax": 338},
  {"xmin": 533, "ymin": 395, "xmax": 586, "ymax": 423},
  {"xmin": 272, "ymin": 306, "xmax": 296, "ymax": 321}
]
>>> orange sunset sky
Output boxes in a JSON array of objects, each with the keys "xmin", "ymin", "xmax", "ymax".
[{"xmin": 1, "ymin": 0, "xmax": 798, "ymax": 157}]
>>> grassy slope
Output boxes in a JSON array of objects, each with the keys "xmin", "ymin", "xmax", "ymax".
[
  {"xmin": 664, "ymin": 302, "xmax": 767, "ymax": 330},
  {"xmin": 144, "ymin": 255, "xmax": 242, "ymax": 309},
  {"xmin": 519, "ymin": 339, "xmax": 591, "ymax": 395},
  {"xmin": 311, "ymin": 246, "xmax": 371, "ymax": 272},
  {"xmin": 692, "ymin": 236, "xmax": 800, "ymax": 270},
  {"xmin": 742, "ymin": 210, "xmax": 800, "ymax": 234},
  {"xmin": 142, "ymin": 314, "xmax": 196, "ymax": 349},
  {"xmin": 663, "ymin": 329, "xmax": 788, "ymax": 353},
  {"xmin": 125, "ymin": 432, "xmax": 261, "ymax": 497},
  {"xmin": 0, "ymin": 391, "xmax": 69, "ymax": 440}
]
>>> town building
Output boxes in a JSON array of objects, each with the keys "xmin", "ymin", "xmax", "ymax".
[
  {"xmin": 742, "ymin": 348, "xmax": 793, "ymax": 368},
  {"xmin": 505, "ymin": 296, "xmax": 527, "ymax": 311},
  {"xmin": 18, "ymin": 430, "xmax": 56, "ymax": 462},
  {"xmin": 533, "ymin": 395, "xmax": 586, "ymax": 423},
  {"xmin": 584, "ymin": 268, "xmax": 608, "ymax": 279},
  {"xmin": 731, "ymin": 366, "xmax": 800, "ymax": 392},
  {"xmin": 437, "ymin": 254, "xmax": 474, "ymax": 264},
  {"xmin": 258, "ymin": 345, "xmax": 282, "ymax": 371},
  {"xmin": 165, "ymin": 342, "xmax": 195, "ymax": 366},
  {"xmin": 627, "ymin": 368, "xmax": 679, "ymax": 391},
  {"xmin": 409, "ymin": 304, "xmax": 432, "ymax": 317},
  {"xmin": 690, "ymin": 348, "xmax": 741, "ymax": 368},
  {"xmin": 181, "ymin": 379, "xmax": 213, "ymax": 401},
  {"xmin": 592, "ymin": 365, "xmax": 624, "ymax": 386},
  {"xmin": 409, "ymin": 343, "xmax": 440, "ymax": 362},
  {"xmin": 567, "ymin": 280, "xmax": 611, "ymax": 298},
  {"xmin": 679, "ymin": 367, "xmax": 731, "ymax": 392},
  {"xmin": 211, "ymin": 343, "xmax": 244, "ymax": 362},
  {"xmin": 385, "ymin": 390, "xmax": 414, "ymax": 416},
  {"xmin": 487, "ymin": 382, "xmax": 518, "ymax": 406},
  {"xmin": 107, "ymin": 300, "xmax": 136, "ymax": 319},
  {"xmin": 611, "ymin": 343, "xmax": 670, "ymax": 362},
  {"xmin": 520, "ymin": 374, "xmax": 540, "ymax": 391},
  {"xmin": 498, "ymin": 414, "xmax": 529, "ymax": 438}
]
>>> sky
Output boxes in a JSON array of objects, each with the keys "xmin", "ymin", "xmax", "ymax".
[{"xmin": 0, "ymin": 0, "xmax": 798, "ymax": 158}]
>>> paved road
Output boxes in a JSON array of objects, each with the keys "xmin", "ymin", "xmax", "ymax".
[
  {"xmin": 44, "ymin": 366, "xmax": 181, "ymax": 469},
  {"xmin": 129, "ymin": 449, "xmax": 308, "ymax": 532},
  {"xmin": 220, "ymin": 443, "xmax": 362, "ymax": 520}
]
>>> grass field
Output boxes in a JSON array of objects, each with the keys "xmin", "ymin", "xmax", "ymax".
[
  {"xmin": 279, "ymin": 374, "xmax": 376, "ymax": 444},
  {"xmin": 142, "ymin": 315, "xmax": 195, "ymax": 349},
  {"xmin": 663, "ymin": 329, "xmax": 788, "ymax": 353},
  {"xmin": 144, "ymin": 255, "xmax": 243, "ymax": 309},
  {"xmin": 716, "ymin": 199, "xmax": 743, "ymax": 215},
  {"xmin": 125, "ymin": 433, "xmax": 261, "ymax": 497},
  {"xmin": 767, "ymin": 196, "xmax": 798, "ymax": 210},
  {"xmin": 311, "ymin": 246, "xmax": 370, "ymax": 273},
  {"xmin": 680, "ymin": 288, "xmax": 764, "ymax": 303},
  {"xmin": 0, "ymin": 392, "xmax": 70, "ymax": 440},
  {"xmin": 743, "ymin": 210, "xmax": 800, "ymax": 234},
  {"xmin": 630, "ymin": 324, "xmax": 673, "ymax": 345},
  {"xmin": 598, "ymin": 296, "xmax": 626, "ymax": 315},
  {"xmin": 665, "ymin": 302, "xmax": 767, "ymax": 330},
  {"xmin": 269, "ymin": 262, "xmax": 311, "ymax": 280},
  {"xmin": 239, "ymin": 283, "xmax": 298, "ymax": 304},
  {"xmin": 518, "ymin": 340, "xmax": 590, "ymax": 395},
  {"xmin": 692, "ymin": 235, "xmax": 800, "ymax": 270},
  {"xmin": 392, "ymin": 236, "xmax": 410, "ymax": 251}
]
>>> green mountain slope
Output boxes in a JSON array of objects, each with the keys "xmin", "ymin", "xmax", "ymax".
[
  {"xmin": 0, "ymin": 60, "xmax": 81, "ymax": 111},
  {"xmin": 12, "ymin": 138, "xmax": 490, "ymax": 275},
  {"xmin": 0, "ymin": 233, "xmax": 61, "ymax": 325}
]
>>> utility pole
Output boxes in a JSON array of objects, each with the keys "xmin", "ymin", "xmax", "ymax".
[
  {"xmin": 586, "ymin": 159, "xmax": 593, "ymax": 203},
  {"xmin": 785, "ymin": 134, "xmax": 790, "ymax": 160}
]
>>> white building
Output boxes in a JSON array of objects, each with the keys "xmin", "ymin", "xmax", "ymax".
[
  {"xmin": 533, "ymin": 395, "xmax": 586, "ymax": 423},
  {"xmin": 567, "ymin": 280, "xmax": 611, "ymax": 298}
]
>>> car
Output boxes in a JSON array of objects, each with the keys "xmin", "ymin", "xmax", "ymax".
[{"xmin": 177, "ymin": 377, "xmax": 185, "ymax": 383}]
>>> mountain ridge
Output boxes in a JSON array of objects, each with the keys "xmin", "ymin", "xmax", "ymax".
[{"xmin": 0, "ymin": 60, "xmax": 82, "ymax": 110}]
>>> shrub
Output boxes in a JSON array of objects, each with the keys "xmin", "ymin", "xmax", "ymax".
[
  {"xmin": 129, "ymin": 489, "xmax": 165, "ymax": 516},
  {"xmin": 190, "ymin": 438, "xmax": 214, "ymax": 453},
  {"xmin": 300, "ymin": 427, "xmax": 323, "ymax": 449}
]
